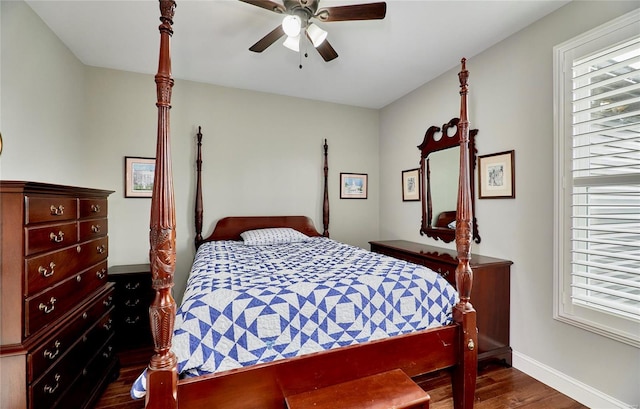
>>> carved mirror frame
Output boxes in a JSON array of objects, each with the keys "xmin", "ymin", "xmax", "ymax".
[{"xmin": 418, "ymin": 117, "xmax": 481, "ymax": 244}]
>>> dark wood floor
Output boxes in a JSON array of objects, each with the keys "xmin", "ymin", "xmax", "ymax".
[{"xmin": 94, "ymin": 360, "xmax": 587, "ymax": 409}]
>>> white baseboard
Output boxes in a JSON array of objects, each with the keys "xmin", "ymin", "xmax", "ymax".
[{"xmin": 512, "ymin": 351, "xmax": 635, "ymax": 409}]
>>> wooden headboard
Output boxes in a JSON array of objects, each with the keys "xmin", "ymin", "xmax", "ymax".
[
  {"xmin": 193, "ymin": 130, "xmax": 330, "ymax": 247},
  {"xmin": 202, "ymin": 216, "xmax": 323, "ymax": 242}
]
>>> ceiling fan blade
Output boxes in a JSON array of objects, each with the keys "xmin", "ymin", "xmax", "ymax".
[
  {"xmin": 315, "ymin": 2, "xmax": 386, "ymax": 22},
  {"xmin": 238, "ymin": 0, "xmax": 285, "ymax": 14},
  {"xmin": 314, "ymin": 39, "xmax": 338, "ymax": 62},
  {"xmin": 249, "ymin": 25, "xmax": 286, "ymax": 52}
]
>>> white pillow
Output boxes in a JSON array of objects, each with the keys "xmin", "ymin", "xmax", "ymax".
[{"xmin": 240, "ymin": 227, "xmax": 310, "ymax": 246}]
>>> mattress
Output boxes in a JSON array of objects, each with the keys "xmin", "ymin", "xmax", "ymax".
[{"xmin": 132, "ymin": 235, "xmax": 458, "ymax": 398}]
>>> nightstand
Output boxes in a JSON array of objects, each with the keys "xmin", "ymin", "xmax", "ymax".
[{"xmin": 108, "ymin": 264, "xmax": 154, "ymax": 365}]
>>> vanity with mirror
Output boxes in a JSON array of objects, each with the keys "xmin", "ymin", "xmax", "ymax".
[
  {"xmin": 418, "ymin": 117, "xmax": 480, "ymax": 243},
  {"xmin": 369, "ymin": 119, "xmax": 515, "ymax": 366}
]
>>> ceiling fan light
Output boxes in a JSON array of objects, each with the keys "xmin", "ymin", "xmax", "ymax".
[
  {"xmin": 283, "ymin": 35, "xmax": 300, "ymax": 52},
  {"xmin": 282, "ymin": 15, "xmax": 302, "ymax": 37},
  {"xmin": 307, "ymin": 23, "xmax": 327, "ymax": 48}
]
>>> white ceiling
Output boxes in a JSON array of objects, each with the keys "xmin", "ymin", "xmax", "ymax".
[{"xmin": 26, "ymin": 0, "xmax": 570, "ymax": 109}]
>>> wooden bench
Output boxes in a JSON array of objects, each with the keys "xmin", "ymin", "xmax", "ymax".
[{"xmin": 285, "ymin": 369, "xmax": 430, "ymax": 409}]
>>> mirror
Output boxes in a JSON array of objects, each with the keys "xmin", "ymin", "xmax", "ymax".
[{"xmin": 418, "ymin": 118, "xmax": 481, "ymax": 243}]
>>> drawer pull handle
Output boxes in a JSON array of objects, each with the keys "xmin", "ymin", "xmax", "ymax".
[
  {"xmin": 125, "ymin": 298, "xmax": 140, "ymax": 307},
  {"xmin": 97, "ymin": 245, "xmax": 106, "ymax": 254},
  {"xmin": 38, "ymin": 262, "xmax": 56, "ymax": 278},
  {"xmin": 91, "ymin": 224, "xmax": 101, "ymax": 233},
  {"xmin": 44, "ymin": 340, "xmax": 61, "ymax": 360},
  {"xmin": 44, "ymin": 374, "xmax": 61, "ymax": 394},
  {"xmin": 49, "ymin": 231, "xmax": 64, "ymax": 243},
  {"xmin": 76, "ymin": 275, "xmax": 82, "ymax": 282},
  {"xmin": 125, "ymin": 282, "xmax": 140, "ymax": 290},
  {"xmin": 103, "ymin": 296, "xmax": 113, "ymax": 307},
  {"xmin": 39, "ymin": 297, "xmax": 57, "ymax": 314},
  {"xmin": 102, "ymin": 346, "xmax": 113, "ymax": 359},
  {"xmin": 103, "ymin": 319, "xmax": 113, "ymax": 331},
  {"xmin": 82, "ymin": 312, "xmax": 88, "ymax": 319},
  {"xmin": 91, "ymin": 204, "xmax": 101, "ymax": 213},
  {"xmin": 96, "ymin": 269, "xmax": 107, "ymax": 280},
  {"xmin": 125, "ymin": 316, "xmax": 140, "ymax": 325},
  {"xmin": 49, "ymin": 205, "xmax": 64, "ymax": 216}
]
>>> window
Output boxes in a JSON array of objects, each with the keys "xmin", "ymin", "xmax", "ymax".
[{"xmin": 553, "ymin": 9, "xmax": 640, "ymax": 348}]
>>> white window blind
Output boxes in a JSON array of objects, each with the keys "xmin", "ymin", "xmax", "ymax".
[{"xmin": 554, "ymin": 9, "xmax": 640, "ymax": 347}]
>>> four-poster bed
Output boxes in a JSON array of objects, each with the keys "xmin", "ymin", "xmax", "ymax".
[{"xmin": 143, "ymin": 1, "xmax": 477, "ymax": 408}]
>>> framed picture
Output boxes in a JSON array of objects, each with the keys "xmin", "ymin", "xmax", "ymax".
[
  {"xmin": 340, "ymin": 173, "xmax": 368, "ymax": 199},
  {"xmin": 125, "ymin": 156, "xmax": 156, "ymax": 198},
  {"xmin": 478, "ymin": 150, "xmax": 515, "ymax": 199},
  {"xmin": 401, "ymin": 168, "xmax": 421, "ymax": 201}
]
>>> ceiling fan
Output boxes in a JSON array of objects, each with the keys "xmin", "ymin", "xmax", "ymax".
[{"xmin": 239, "ymin": 0, "xmax": 387, "ymax": 62}]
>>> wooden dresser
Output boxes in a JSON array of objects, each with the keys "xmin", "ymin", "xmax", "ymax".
[
  {"xmin": 108, "ymin": 264, "xmax": 154, "ymax": 365},
  {"xmin": 369, "ymin": 240, "xmax": 513, "ymax": 366},
  {"xmin": 0, "ymin": 181, "xmax": 117, "ymax": 409}
]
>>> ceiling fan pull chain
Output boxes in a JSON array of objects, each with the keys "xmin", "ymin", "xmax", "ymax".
[{"xmin": 301, "ymin": 36, "xmax": 311, "ymax": 69}]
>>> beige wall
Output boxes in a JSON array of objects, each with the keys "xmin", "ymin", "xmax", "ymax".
[
  {"xmin": 1, "ymin": 0, "xmax": 88, "ymax": 184},
  {"xmin": 83, "ymin": 68, "xmax": 379, "ymax": 300},
  {"xmin": 379, "ymin": 1, "xmax": 639, "ymax": 407}
]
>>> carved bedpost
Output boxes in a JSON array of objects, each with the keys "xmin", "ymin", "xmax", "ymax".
[
  {"xmin": 426, "ymin": 158, "xmax": 432, "ymax": 228},
  {"xmin": 146, "ymin": 1, "xmax": 178, "ymax": 408},
  {"xmin": 323, "ymin": 139, "xmax": 330, "ymax": 237},
  {"xmin": 419, "ymin": 152, "xmax": 427, "ymax": 235},
  {"xmin": 195, "ymin": 126, "xmax": 204, "ymax": 248},
  {"xmin": 451, "ymin": 58, "xmax": 478, "ymax": 409},
  {"xmin": 455, "ymin": 58, "xmax": 473, "ymax": 305}
]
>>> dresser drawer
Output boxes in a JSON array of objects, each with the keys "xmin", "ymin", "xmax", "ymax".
[
  {"xmin": 78, "ymin": 218, "xmax": 108, "ymax": 241},
  {"xmin": 79, "ymin": 198, "xmax": 108, "ymax": 219},
  {"xmin": 24, "ymin": 196, "xmax": 77, "ymax": 225},
  {"xmin": 30, "ymin": 322, "xmax": 115, "ymax": 409},
  {"xmin": 25, "ymin": 262, "xmax": 109, "ymax": 338},
  {"xmin": 29, "ymin": 284, "xmax": 114, "ymax": 382},
  {"xmin": 26, "ymin": 237, "xmax": 109, "ymax": 296},
  {"xmin": 374, "ymin": 246, "xmax": 456, "ymax": 285},
  {"xmin": 25, "ymin": 222, "xmax": 78, "ymax": 256},
  {"xmin": 117, "ymin": 310, "xmax": 150, "ymax": 332},
  {"xmin": 420, "ymin": 260, "xmax": 455, "ymax": 286},
  {"xmin": 117, "ymin": 275, "xmax": 149, "ymax": 292},
  {"xmin": 52, "ymin": 336, "xmax": 117, "ymax": 409}
]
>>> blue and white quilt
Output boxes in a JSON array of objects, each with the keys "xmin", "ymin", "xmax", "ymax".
[{"xmin": 132, "ymin": 236, "xmax": 457, "ymax": 398}]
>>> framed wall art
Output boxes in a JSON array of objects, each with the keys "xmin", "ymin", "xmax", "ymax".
[
  {"xmin": 401, "ymin": 168, "xmax": 421, "ymax": 201},
  {"xmin": 125, "ymin": 156, "xmax": 156, "ymax": 198},
  {"xmin": 478, "ymin": 150, "xmax": 515, "ymax": 199},
  {"xmin": 340, "ymin": 173, "xmax": 368, "ymax": 199}
]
